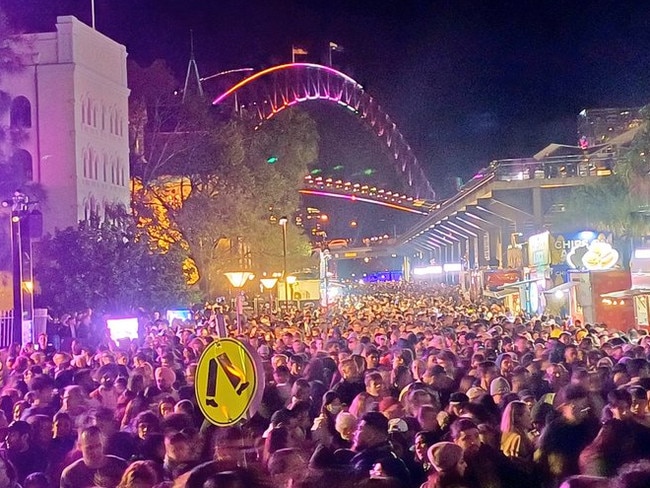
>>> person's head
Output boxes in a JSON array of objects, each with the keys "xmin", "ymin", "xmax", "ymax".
[
  {"xmin": 62, "ymin": 385, "xmax": 85, "ymax": 411},
  {"xmin": 93, "ymin": 407, "xmax": 118, "ymax": 436},
  {"xmin": 321, "ymin": 390, "xmax": 343, "ymax": 417},
  {"xmin": 427, "ymin": 441, "xmax": 466, "ymax": 476},
  {"xmin": 340, "ymin": 358, "xmax": 359, "ymax": 381},
  {"xmin": 26, "ymin": 414, "xmax": 52, "ymax": 445},
  {"xmin": 450, "ymin": 418, "xmax": 481, "ymax": 456},
  {"xmin": 135, "ymin": 411, "xmax": 160, "ymax": 440},
  {"xmin": 117, "ymin": 460, "xmax": 160, "ymax": 488},
  {"xmin": 30, "ymin": 374, "xmax": 55, "ymax": 404},
  {"xmin": 416, "ymin": 404, "xmax": 439, "ymax": 432},
  {"xmin": 79, "ymin": 425, "xmax": 105, "ymax": 468},
  {"xmin": 500, "ymin": 400, "xmax": 532, "ymax": 433},
  {"xmin": 5, "ymin": 420, "xmax": 31, "ymax": 452},
  {"xmin": 335, "ymin": 411, "xmax": 357, "ymax": 441},
  {"xmin": 413, "ymin": 430, "xmax": 438, "ymax": 463},
  {"xmin": 559, "ymin": 385, "xmax": 591, "ymax": 423},
  {"xmin": 352, "ymin": 412, "xmax": 388, "ymax": 451},
  {"xmin": 158, "ymin": 397, "xmax": 175, "ymax": 418},
  {"xmin": 154, "ymin": 366, "xmax": 175, "ymax": 391},
  {"xmin": 53, "ymin": 412, "xmax": 73, "ymax": 438},
  {"xmin": 23, "ymin": 472, "xmax": 49, "ymax": 488},
  {"xmin": 164, "ymin": 430, "xmax": 194, "ymax": 463},
  {"xmin": 365, "ymin": 371, "xmax": 384, "ymax": 397},
  {"xmin": 12, "ymin": 401, "xmax": 28, "ymax": 422},
  {"xmin": 630, "ymin": 386, "xmax": 648, "ymax": 418},
  {"xmin": 174, "ymin": 399, "xmax": 195, "ymax": 417},
  {"xmin": 609, "ymin": 459, "xmax": 650, "ymax": 488},
  {"xmin": 607, "ymin": 388, "xmax": 632, "ymax": 420}
]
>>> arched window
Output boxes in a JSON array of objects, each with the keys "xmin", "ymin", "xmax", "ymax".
[
  {"xmin": 111, "ymin": 163, "xmax": 115, "ymax": 184},
  {"xmin": 11, "ymin": 149, "xmax": 33, "ymax": 182},
  {"xmin": 101, "ymin": 105, "xmax": 106, "ymax": 131},
  {"xmin": 103, "ymin": 155, "xmax": 108, "ymax": 182},
  {"xmin": 86, "ymin": 99, "xmax": 92, "ymax": 125},
  {"xmin": 83, "ymin": 149, "xmax": 88, "ymax": 178},
  {"xmin": 81, "ymin": 98, "xmax": 86, "ymax": 124},
  {"xmin": 10, "ymin": 96, "xmax": 31, "ymax": 129}
]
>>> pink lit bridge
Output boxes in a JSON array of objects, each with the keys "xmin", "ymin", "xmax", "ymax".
[{"xmin": 212, "ymin": 63, "xmax": 436, "ymax": 203}]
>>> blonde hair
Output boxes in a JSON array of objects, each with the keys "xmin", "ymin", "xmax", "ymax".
[
  {"xmin": 500, "ymin": 400, "xmax": 527, "ymax": 433},
  {"xmin": 117, "ymin": 460, "xmax": 160, "ymax": 488}
]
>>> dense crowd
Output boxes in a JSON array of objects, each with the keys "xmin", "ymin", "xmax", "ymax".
[{"xmin": 1, "ymin": 282, "xmax": 650, "ymax": 488}]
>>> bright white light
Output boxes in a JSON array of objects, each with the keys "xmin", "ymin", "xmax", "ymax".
[
  {"xmin": 166, "ymin": 310, "xmax": 191, "ymax": 323},
  {"xmin": 554, "ymin": 290, "xmax": 565, "ymax": 299},
  {"xmin": 413, "ymin": 266, "xmax": 443, "ymax": 275},
  {"xmin": 443, "ymin": 263, "xmax": 462, "ymax": 272},
  {"xmin": 634, "ymin": 248, "xmax": 650, "ymax": 259},
  {"xmin": 107, "ymin": 318, "xmax": 139, "ymax": 341}
]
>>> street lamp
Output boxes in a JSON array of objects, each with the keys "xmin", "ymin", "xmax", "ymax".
[
  {"xmin": 260, "ymin": 276, "xmax": 278, "ymax": 311},
  {"xmin": 224, "ymin": 271, "xmax": 254, "ymax": 335},
  {"xmin": 278, "ymin": 216, "xmax": 289, "ymax": 308}
]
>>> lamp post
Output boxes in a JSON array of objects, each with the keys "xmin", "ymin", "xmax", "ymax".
[
  {"xmin": 278, "ymin": 217, "xmax": 289, "ymax": 308},
  {"xmin": 224, "ymin": 271, "xmax": 254, "ymax": 335},
  {"xmin": 260, "ymin": 277, "xmax": 278, "ymax": 311}
]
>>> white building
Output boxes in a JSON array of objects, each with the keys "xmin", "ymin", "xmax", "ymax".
[{"xmin": 0, "ymin": 16, "xmax": 130, "ymax": 232}]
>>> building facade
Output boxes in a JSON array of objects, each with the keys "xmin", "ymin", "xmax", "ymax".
[{"xmin": 0, "ymin": 16, "xmax": 130, "ymax": 232}]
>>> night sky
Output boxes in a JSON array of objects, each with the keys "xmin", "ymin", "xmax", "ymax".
[{"xmin": 3, "ymin": 0, "xmax": 650, "ymax": 235}]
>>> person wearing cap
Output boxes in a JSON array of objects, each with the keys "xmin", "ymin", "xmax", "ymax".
[
  {"xmin": 2, "ymin": 420, "xmax": 47, "ymax": 484},
  {"xmin": 350, "ymin": 412, "xmax": 411, "ymax": 486},
  {"xmin": 489, "ymin": 377, "xmax": 511, "ymax": 408},
  {"xmin": 424, "ymin": 441, "xmax": 467, "ymax": 488}
]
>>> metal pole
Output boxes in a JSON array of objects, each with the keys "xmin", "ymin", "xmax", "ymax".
[
  {"xmin": 282, "ymin": 223, "xmax": 288, "ymax": 308},
  {"xmin": 11, "ymin": 212, "xmax": 23, "ymax": 345}
]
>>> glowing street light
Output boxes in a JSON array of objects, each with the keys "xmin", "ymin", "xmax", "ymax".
[
  {"xmin": 260, "ymin": 276, "xmax": 278, "ymax": 310},
  {"xmin": 224, "ymin": 271, "xmax": 254, "ymax": 335}
]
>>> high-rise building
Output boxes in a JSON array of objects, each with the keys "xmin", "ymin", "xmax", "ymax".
[
  {"xmin": 0, "ymin": 16, "xmax": 130, "ymax": 232},
  {"xmin": 577, "ymin": 107, "xmax": 643, "ymax": 148}
]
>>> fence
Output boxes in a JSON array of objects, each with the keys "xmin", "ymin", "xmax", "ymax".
[{"xmin": 0, "ymin": 309, "xmax": 48, "ymax": 347}]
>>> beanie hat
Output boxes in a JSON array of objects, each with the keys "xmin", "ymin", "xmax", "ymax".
[
  {"xmin": 490, "ymin": 377, "xmax": 511, "ymax": 396},
  {"xmin": 427, "ymin": 442, "xmax": 463, "ymax": 472},
  {"xmin": 465, "ymin": 387, "xmax": 486, "ymax": 401}
]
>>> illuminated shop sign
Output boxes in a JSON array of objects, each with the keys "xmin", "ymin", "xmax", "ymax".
[{"xmin": 552, "ymin": 231, "xmax": 619, "ymax": 270}]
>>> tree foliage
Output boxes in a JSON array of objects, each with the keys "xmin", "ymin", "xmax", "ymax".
[
  {"xmin": 34, "ymin": 213, "xmax": 196, "ymax": 314},
  {"xmin": 129, "ymin": 60, "xmax": 319, "ymax": 298},
  {"xmin": 560, "ymin": 107, "xmax": 650, "ymax": 248}
]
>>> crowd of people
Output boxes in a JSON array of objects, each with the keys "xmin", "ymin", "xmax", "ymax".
[{"xmin": 1, "ymin": 282, "xmax": 650, "ymax": 488}]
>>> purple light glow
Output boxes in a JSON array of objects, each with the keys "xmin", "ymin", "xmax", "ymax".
[{"xmin": 212, "ymin": 63, "xmax": 363, "ymax": 105}]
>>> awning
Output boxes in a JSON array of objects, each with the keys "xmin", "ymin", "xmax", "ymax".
[
  {"xmin": 601, "ymin": 288, "xmax": 650, "ymax": 299},
  {"xmin": 483, "ymin": 288, "xmax": 520, "ymax": 299},
  {"xmin": 500, "ymin": 278, "xmax": 544, "ymax": 289},
  {"xmin": 543, "ymin": 282, "xmax": 577, "ymax": 294}
]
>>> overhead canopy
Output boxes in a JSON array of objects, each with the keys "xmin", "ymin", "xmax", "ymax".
[
  {"xmin": 500, "ymin": 278, "xmax": 544, "ymax": 289},
  {"xmin": 483, "ymin": 288, "xmax": 520, "ymax": 299},
  {"xmin": 601, "ymin": 288, "xmax": 650, "ymax": 299},
  {"xmin": 543, "ymin": 282, "xmax": 577, "ymax": 294}
]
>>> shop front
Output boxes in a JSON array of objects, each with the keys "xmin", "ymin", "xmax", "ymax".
[{"xmin": 601, "ymin": 248, "xmax": 650, "ymax": 329}]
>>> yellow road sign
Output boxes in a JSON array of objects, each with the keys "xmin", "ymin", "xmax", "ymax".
[{"xmin": 195, "ymin": 337, "xmax": 263, "ymax": 427}]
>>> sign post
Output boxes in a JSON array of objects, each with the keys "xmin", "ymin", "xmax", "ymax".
[{"xmin": 195, "ymin": 338, "xmax": 264, "ymax": 427}]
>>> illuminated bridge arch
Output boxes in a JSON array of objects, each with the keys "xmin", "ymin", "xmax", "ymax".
[{"xmin": 213, "ymin": 63, "xmax": 435, "ymax": 200}]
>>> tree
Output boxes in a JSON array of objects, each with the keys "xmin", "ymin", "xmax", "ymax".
[
  {"xmin": 34, "ymin": 211, "xmax": 196, "ymax": 314},
  {"xmin": 560, "ymin": 108, "xmax": 650, "ymax": 262},
  {"xmin": 129, "ymin": 61, "xmax": 319, "ymax": 298}
]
